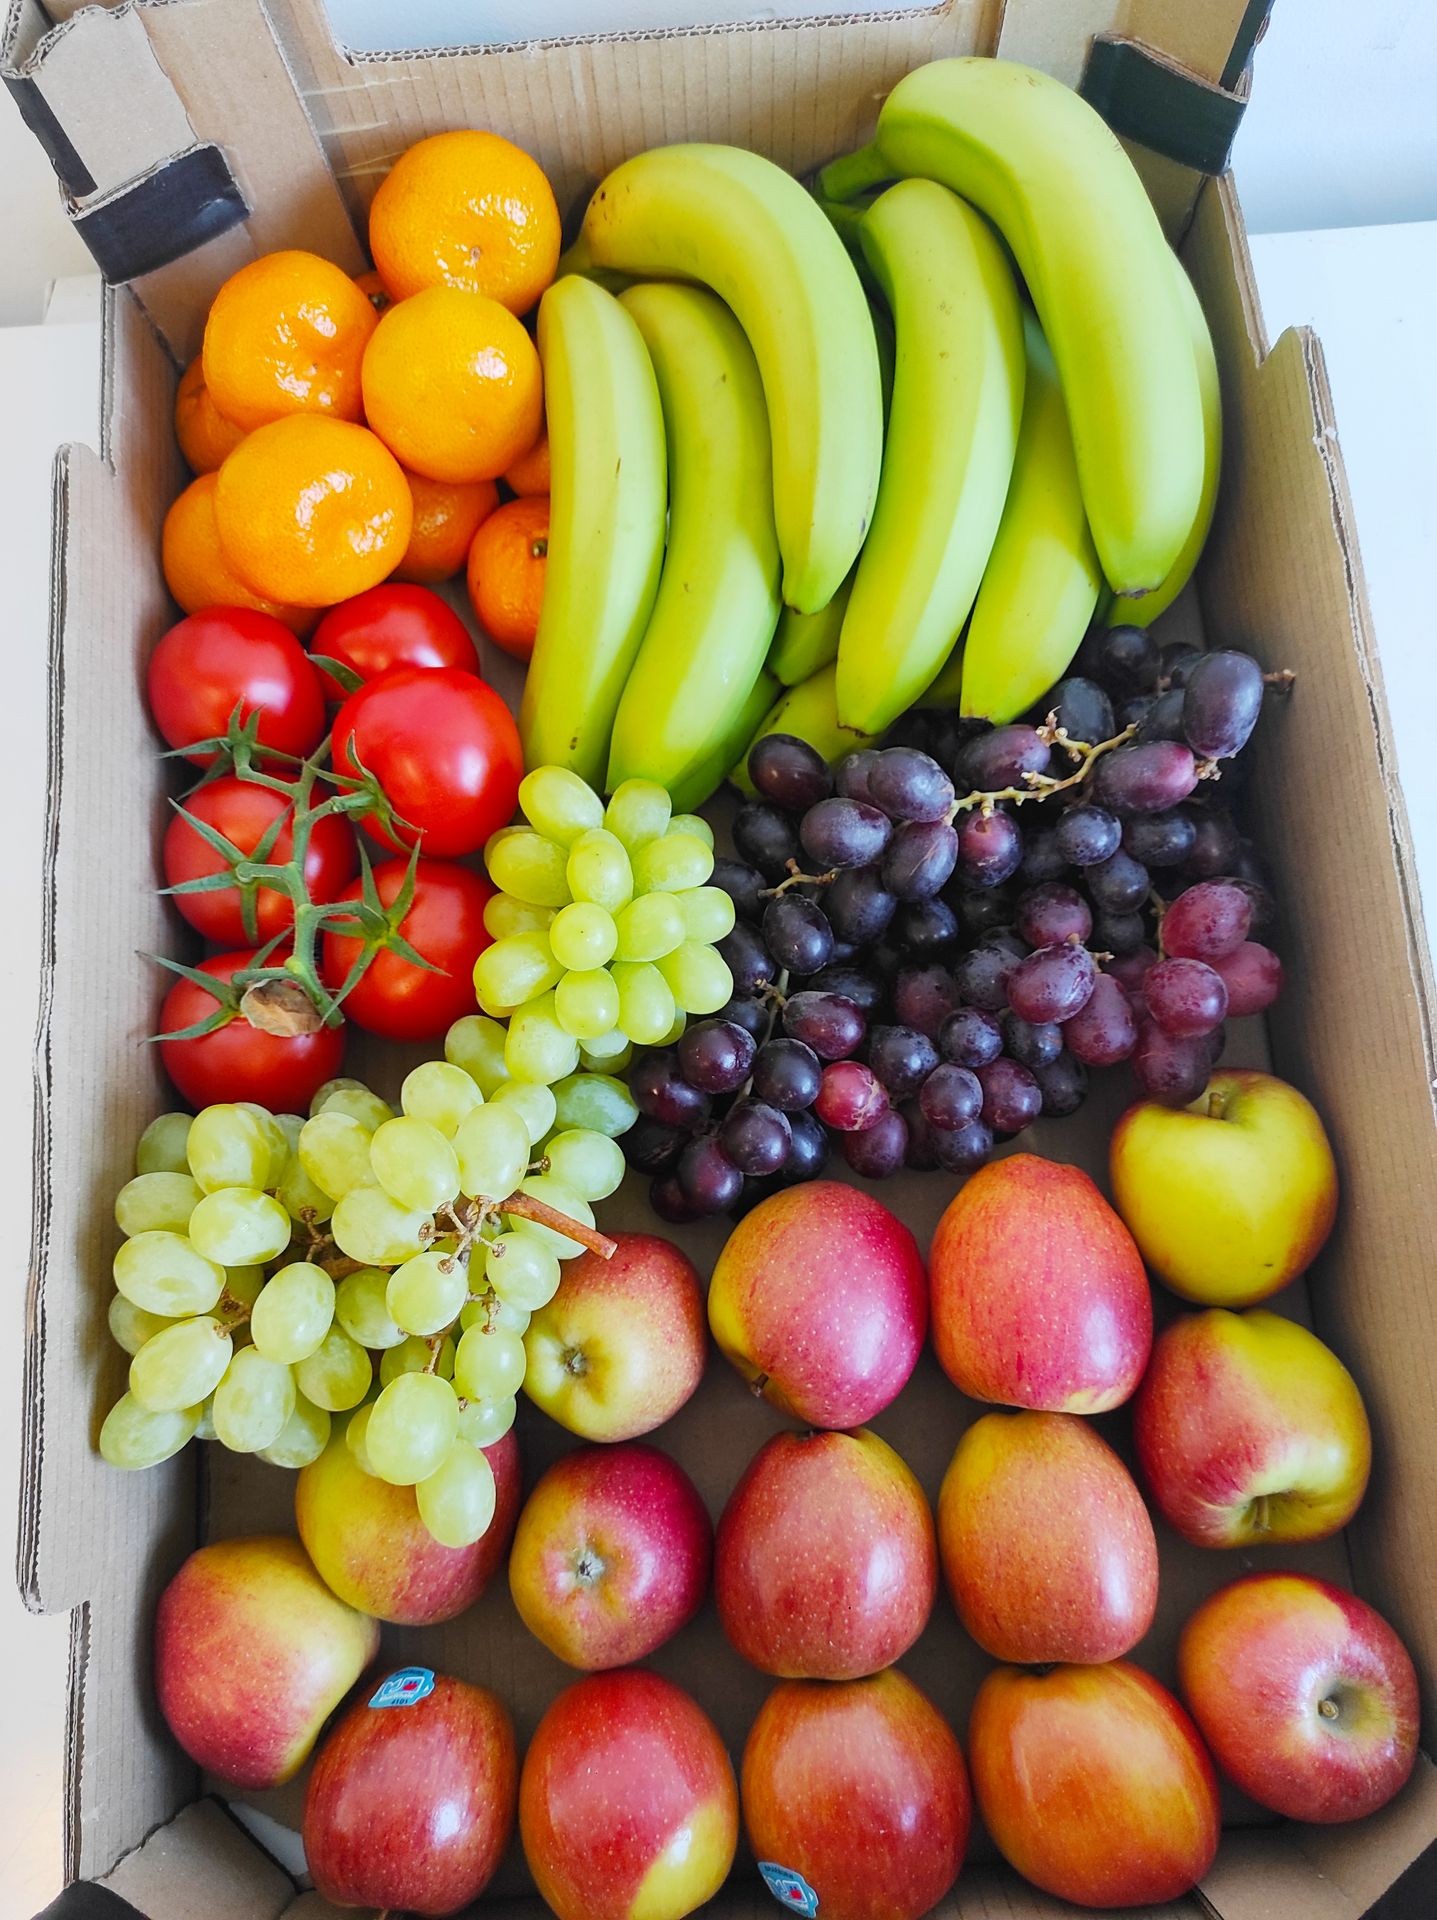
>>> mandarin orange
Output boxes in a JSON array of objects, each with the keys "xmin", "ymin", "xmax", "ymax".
[
  {"xmin": 503, "ymin": 428, "xmax": 550, "ymax": 497},
  {"xmin": 393, "ymin": 470, "xmax": 500, "ymax": 583},
  {"xmin": 202, "ymin": 249, "xmax": 378, "ymax": 433},
  {"xmin": 173, "ymin": 358, "xmax": 245, "ymax": 473},
  {"xmin": 161, "ymin": 473, "xmax": 316, "ymax": 634},
  {"xmin": 466, "ymin": 494, "xmax": 548, "ymax": 660}
]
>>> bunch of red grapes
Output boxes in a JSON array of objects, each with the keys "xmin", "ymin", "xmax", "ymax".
[{"xmin": 623, "ymin": 632, "xmax": 1286, "ymax": 1221}]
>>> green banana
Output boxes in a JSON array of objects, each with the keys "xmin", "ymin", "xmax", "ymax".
[
  {"xmin": 822, "ymin": 58, "xmax": 1204, "ymax": 596},
  {"xmin": 1108, "ymin": 258, "xmax": 1222, "ymax": 627},
  {"xmin": 769, "ymin": 573, "xmax": 854, "ymax": 687},
  {"xmin": 958, "ymin": 311, "xmax": 1104, "ymax": 723},
  {"xmin": 670, "ymin": 670, "xmax": 779, "ymax": 815},
  {"xmin": 570, "ymin": 143, "xmax": 883, "ymax": 613},
  {"xmin": 607, "ymin": 284, "xmax": 782, "ymax": 795},
  {"xmin": 732, "ymin": 663, "xmax": 880, "ymax": 795},
  {"xmin": 834, "ymin": 177, "xmax": 1024, "ymax": 734},
  {"xmin": 520, "ymin": 276, "xmax": 667, "ymax": 785}
]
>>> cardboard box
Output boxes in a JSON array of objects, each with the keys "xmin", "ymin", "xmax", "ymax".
[{"xmin": 7, "ymin": 1, "xmax": 1437, "ymax": 1914}]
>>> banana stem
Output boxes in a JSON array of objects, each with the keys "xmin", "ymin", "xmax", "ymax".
[
  {"xmin": 817, "ymin": 143, "xmax": 892, "ymax": 204},
  {"xmin": 814, "ymin": 196, "xmax": 869, "ymax": 246}
]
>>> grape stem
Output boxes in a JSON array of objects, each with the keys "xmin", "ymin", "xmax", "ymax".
[
  {"xmin": 498, "ymin": 1189, "xmax": 617, "ymax": 1259},
  {"xmin": 761, "ymin": 864, "xmax": 838, "ymax": 898},
  {"xmin": 948, "ymin": 719, "xmax": 1137, "ymax": 820}
]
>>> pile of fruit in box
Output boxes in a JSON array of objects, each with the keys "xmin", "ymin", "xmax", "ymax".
[{"xmin": 93, "ymin": 54, "xmax": 1418, "ymax": 1920}]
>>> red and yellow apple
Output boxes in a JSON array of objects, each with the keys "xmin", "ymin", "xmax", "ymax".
[
  {"xmin": 938, "ymin": 1411, "xmax": 1157, "ymax": 1663},
  {"xmin": 1179, "ymin": 1572, "xmax": 1419, "ymax": 1822},
  {"xmin": 716, "ymin": 1426, "xmax": 935, "ymax": 1679},
  {"xmin": 968, "ymin": 1660, "xmax": 1220, "ymax": 1909},
  {"xmin": 509, "ymin": 1441, "xmax": 712, "ymax": 1670},
  {"xmin": 154, "ymin": 1534, "xmax": 378, "ymax": 1790},
  {"xmin": 519, "ymin": 1668, "xmax": 738, "ymax": 1920},
  {"xmin": 741, "ymin": 1669, "xmax": 970, "ymax": 1920},
  {"xmin": 524, "ymin": 1232, "xmax": 707, "ymax": 1441},
  {"xmin": 707, "ymin": 1182, "xmax": 927, "ymax": 1428},
  {"xmin": 303, "ymin": 1668, "xmax": 516, "ymax": 1916},
  {"xmin": 929, "ymin": 1155, "xmax": 1152, "ymax": 1412},
  {"xmin": 295, "ymin": 1426, "xmax": 519, "ymax": 1624},
  {"xmin": 1111, "ymin": 1068, "xmax": 1339, "ymax": 1305},
  {"xmin": 1134, "ymin": 1308, "xmax": 1371, "ymax": 1547}
]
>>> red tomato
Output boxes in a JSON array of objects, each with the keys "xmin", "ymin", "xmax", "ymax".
[
  {"xmin": 148, "ymin": 607, "xmax": 327, "ymax": 765},
  {"xmin": 310, "ymin": 583, "xmax": 480, "ymax": 699},
  {"xmin": 162, "ymin": 776, "xmax": 360, "ymax": 947},
  {"xmin": 322, "ymin": 858, "xmax": 494, "ymax": 1042},
  {"xmin": 158, "ymin": 950, "xmax": 345, "ymax": 1114},
  {"xmin": 330, "ymin": 666, "xmax": 521, "ymax": 858}
]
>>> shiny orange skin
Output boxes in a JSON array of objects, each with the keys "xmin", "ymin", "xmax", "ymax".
[
  {"xmin": 362, "ymin": 286, "xmax": 544, "ymax": 485},
  {"xmin": 174, "ymin": 356, "xmax": 245, "ymax": 472},
  {"xmin": 504, "ymin": 427, "xmax": 551, "ymax": 496},
  {"xmin": 938, "ymin": 1411, "xmax": 1158, "ymax": 1664},
  {"xmin": 969, "ymin": 1661, "xmax": 1220, "ymax": 1909},
  {"xmin": 202, "ymin": 248, "xmax": 378, "ymax": 432},
  {"xmin": 395, "ymin": 469, "xmax": 500, "ymax": 583},
  {"xmin": 369, "ymin": 129, "xmax": 561, "ymax": 314},
  {"xmin": 466, "ymin": 494, "xmax": 548, "ymax": 657},
  {"xmin": 742, "ymin": 1670, "xmax": 970, "ymax": 1920},
  {"xmin": 214, "ymin": 416, "xmax": 412, "ymax": 607},
  {"xmin": 160, "ymin": 472, "xmax": 316, "ymax": 635}
]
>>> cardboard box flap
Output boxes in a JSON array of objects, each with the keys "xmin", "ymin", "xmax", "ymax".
[{"xmin": 100, "ymin": 1800, "xmax": 292, "ymax": 1920}]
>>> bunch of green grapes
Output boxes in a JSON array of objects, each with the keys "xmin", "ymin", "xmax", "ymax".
[
  {"xmin": 100, "ymin": 1044, "xmax": 635, "ymax": 1550},
  {"xmin": 477, "ymin": 769, "xmax": 737, "ymax": 1084}
]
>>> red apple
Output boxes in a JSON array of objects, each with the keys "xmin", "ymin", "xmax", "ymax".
[
  {"xmin": 1110, "ymin": 1068, "xmax": 1339, "ymax": 1306},
  {"xmin": 741, "ymin": 1669, "xmax": 970, "ymax": 1920},
  {"xmin": 520, "ymin": 1668, "xmax": 738, "ymax": 1920},
  {"xmin": 1134, "ymin": 1308, "xmax": 1371, "ymax": 1547},
  {"xmin": 154, "ymin": 1534, "xmax": 378, "ymax": 1789},
  {"xmin": 716, "ymin": 1427, "xmax": 935, "ymax": 1679},
  {"xmin": 707, "ymin": 1182, "xmax": 927, "ymax": 1427},
  {"xmin": 929, "ymin": 1155, "xmax": 1152, "ymax": 1412},
  {"xmin": 295, "ymin": 1426, "xmax": 519, "ymax": 1624},
  {"xmin": 509, "ymin": 1442, "xmax": 712, "ymax": 1670},
  {"xmin": 303, "ymin": 1667, "xmax": 516, "ymax": 1916},
  {"xmin": 1179, "ymin": 1572, "xmax": 1419, "ymax": 1822},
  {"xmin": 938, "ymin": 1410, "xmax": 1158, "ymax": 1663},
  {"xmin": 524, "ymin": 1232, "xmax": 707, "ymax": 1441},
  {"xmin": 968, "ymin": 1660, "xmax": 1220, "ymax": 1908}
]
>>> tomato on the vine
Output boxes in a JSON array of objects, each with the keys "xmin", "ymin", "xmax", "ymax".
[
  {"xmin": 330, "ymin": 665, "xmax": 521, "ymax": 858},
  {"xmin": 310, "ymin": 583, "xmax": 480, "ymax": 699},
  {"xmin": 322, "ymin": 858, "xmax": 494, "ymax": 1042},
  {"xmin": 162, "ymin": 776, "xmax": 359, "ymax": 946},
  {"xmin": 148, "ymin": 607, "xmax": 327, "ymax": 765},
  {"xmin": 158, "ymin": 950, "xmax": 345, "ymax": 1113}
]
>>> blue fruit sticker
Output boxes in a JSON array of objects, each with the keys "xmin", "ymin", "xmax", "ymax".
[
  {"xmin": 758, "ymin": 1862, "xmax": 819, "ymax": 1916},
  {"xmin": 369, "ymin": 1666, "xmax": 436, "ymax": 1709}
]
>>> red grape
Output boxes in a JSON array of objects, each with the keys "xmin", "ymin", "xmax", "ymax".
[
  {"xmin": 1161, "ymin": 881, "xmax": 1252, "ymax": 961},
  {"xmin": 720, "ymin": 1099, "xmax": 793, "ymax": 1175},
  {"xmin": 1182, "ymin": 650, "xmax": 1264, "ymax": 759},
  {"xmin": 892, "ymin": 964, "xmax": 964, "ymax": 1038},
  {"xmin": 678, "ymin": 1019, "xmax": 756, "ymax": 1093},
  {"xmin": 751, "ymin": 1038, "xmax": 822, "ymax": 1111},
  {"xmin": 784, "ymin": 1110, "xmax": 830, "ymax": 1180},
  {"xmin": 957, "ymin": 725, "xmax": 1050, "ymax": 791},
  {"xmin": 1093, "ymin": 741, "xmax": 1199, "ymax": 815},
  {"xmin": 677, "ymin": 1135, "xmax": 744, "ymax": 1213},
  {"xmin": 1105, "ymin": 946, "xmax": 1159, "ymax": 997},
  {"xmin": 1099, "ymin": 625, "xmax": 1162, "ymax": 690},
  {"xmin": 815, "ymin": 1061, "xmax": 889, "ymax": 1132},
  {"xmin": 1055, "ymin": 805, "xmax": 1121, "ymax": 867},
  {"xmin": 826, "ymin": 866, "xmax": 897, "ymax": 945},
  {"xmin": 1086, "ymin": 847, "xmax": 1150, "ymax": 911},
  {"xmin": 1062, "ymin": 972, "xmax": 1139, "ymax": 1065},
  {"xmin": 933, "ymin": 1117, "xmax": 996, "ymax": 1172},
  {"xmin": 623, "ymin": 1116, "xmax": 687, "ymax": 1174},
  {"xmin": 749, "ymin": 734, "xmax": 832, "ymax": 810},
  {"xmin": 940, "ymin": 1007, "xmax": 1004, "ymax": 1068},
  {"xmin": 867, "ymin": 1025, "xmax": 939, "ymax": 1098},
  {"xmin": 1212, "ymin": 940, "xmax": 1284, "ymax": 1016},
  {"xmin": 868, "ymin": 747, "xmax": 955, "ymax": 823},
  {"xmin": 1001, "ymin": 1013, "xmax": 1063, "ymax": 1069},
  {"xmin": 734, "ymin": 803, "xmax": 800, "ymax": 881},
  {"xmin": 841, "ymin": 1107, "xmax": 909, "ymax": 1179},
  {"xmin": 718, "ymin": 924, "xmax": 777, "ymax": 996},
  {"xmin": 762, "ymin": 895, "xmax": 835, "ymax": 976},
  {"xmin": 976, "ymin": 1057, "xmax": 1042, "ymax": 1134},
  {"xmin": 1048, "ymin": 677, "xmax": 1114, "ymax": 745},
  {"xmin": 631, "ymin": 1054, "xmax": 711, "ymax": 1129},
  {"xmin": 1017, "ymin": 883, "xmax": 1092, "ymax": 948},
  {"xmin": 1143, "ymin": 957, "xmax": 1229, "ymax": 1038},
  {"xmin": 1032, "ymin": 1050, "xmax": 1088, "ymax": 1116},
  {"xmin": 955, "ymin": 808, "xmax": 1023, "ymax": 887},
  {"xmin": 783, "ymin": 991, "xmax": 866, "ymax": 1059},
  {"xmin": 1132, "ymin": 1019, "xmax": 1212, "ymax": 1105},
  {"xmin": 918, "ymin": 1063, "xmax": 983, "ymax": 1131},
  {"xmin": 882, "ymin": 819, "xmax": 958, "ymax": 899},
  {"xmin": 800, "ymin": 798, "xmax": 892, "ymax": 869},
  {"xmin": 1006, "ymin": 943, "xmax": 1097, "ymax": 1024}
]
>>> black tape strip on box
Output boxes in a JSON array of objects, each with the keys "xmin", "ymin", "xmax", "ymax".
[
  {"xmin": 3, "ymin": 72, "xmax": 97, "ymax": 197},
  {"xmin": 31, "ymin": 1885, "xmax": 143, "ymax": 1920},
  {"xmin": 1079, "ymin": 35, "xmax": 1249, "ymax": 176},
  {"xmin": 69, "ymin": 144, "xmax": 250, "ymax": 285}
]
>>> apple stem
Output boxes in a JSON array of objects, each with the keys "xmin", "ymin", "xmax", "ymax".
[
  {"xmin": 499, "ymin": 1190, "xmax": 617, "ymax": 1259},
  {"xmin": 1207, "ymin": 1088, "xmax": 1228, "ymax": 1120},
  {"xmin": 750, "ymin": 1372, "xmax": 770, "ymax": 1398},
  {"xmin": 1319, "ymin": 1696, "xmax": 1340, "ymax": 1720}
]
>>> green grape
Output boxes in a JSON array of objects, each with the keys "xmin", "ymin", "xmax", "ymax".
[
  {"xmin": 454, "ymin": 1104, "xmax": 530, "ymax": 1202},
  {"xmin": 222, "ymin": 1265, "xmax": 266, "ymax": 1309},
  {"xmin": 612, "ymin": 892, "xmax": 685, "ymax": 963},
  {"xmin": 544, "ymin": 1129, "xmax": 626, "ymax": 1201},
  {"xmin": 107, "ymin": 1293, "xmax": 173, "ymax": 1358},
  {"xmin": 632, "ymin": 831, "xmax": 714, "ymax": 896},
  {"xmin": 113, "ymin": 1232, "xmax": 225, "ymax": 1317},
  {"xmin": 612, "ymin": 961, "xmax": 677, "ymax": 1045},
  {"xmin": 483, "ymin": 892, "xmax": 555, "ymax": 940},
  {"xmin": 486, "ymin": 1230, "xmax": 562, "ymax": 1309},
  {"xmin": 129, "ymin": 1315, "xmax": 233, "ymax": 1412},
  {"xmin": 386, "ymin": 1249, "xmax": 467, "ymax": 1338},
  {"xmin": 401, "ymin": 1062, "xmax": 482, "ymax": 1137},
  {"xmin": 380, "ymin": 1332, "xmax": 456, "ymax": 1385},
  {"xmin": 366, "ymin": 1372, "xmax": 458, "ymax": 1485},
  {"xmin": 675, "ymin": 884, "xmax": 736, "ymax": 943},
  {"xmin": 604, "ymin": 778, "xmax": 671, "ymax": 852},
  {"xmin": 346, "ymin": 1401, "xmax": 378, "ymax": 1474},
  {"xmin": 99, "ymin": 1393, "xmax": 200, "ymax": 1469},
  {"xmin": 186, "ymin": 1104, "xmax": 272, "ymax": 1193},
  {"xmin": 505, "ymin": 993, "xmax": 581, "ymax": 1085},
  {"xmin": 310, "ymin": 1076, "xmax": 368, "ymax": 1116},
  {"xmin": 554, "ymin": 968, "xmax": 621, "ymax": 1041},
  {"xmin": 370, "ymin": 1116, "xmax": 460, "ymax": 1213},
  {"xmin": 474, "ymin": 931, "xmax": 563, "ymax": 1015},
  {"xmin": 511, "ymin": 1175, "xmax": 594, "ymax": 1258},
  {"xmin": 299, "ymin": 1112, "xmax": 374, "ymax": 1201},
  {"xmin": 552, "ymin": 1071, "xmax": 639, "ymax": 1138},
  {"xmin": 312, "ymin": 1082, "xmax": 394, "ymax": 1133},
  {"xmin": 487, "ymin": 828, "xmax": 572, "ymax": 908},
  {"xmin": 657, "ymin": 1010, "xmax": 688, "ymax": 1047},
  {"xmin": 335, "ymin": 1266, "xmax": 406, "ymax": 1350},
  {"xmin": 114, "ymin": 1172, "xmax": 202, "ymax": 1238},
  {"xmin": 193, "ymin": 1398, "xmax": 218, "ymax": 1442},
  {"xmin": 454, "ymin": 1324, "xmax": 527, "ymax": 1401},
  {"xmin": 212, "ymin": 1347, "xmax": 296, "ymax": 1453},
  {"xmin": 275, "ymin": 1111, "xmax": 304, "ymax": 1150},
  {"xmin": 250, "ymin": 1261, "xmax": 335, "ymax": 1364},
  {"xmin": 519, "ymin": 765, "xmax": 606, "ymax": 846},
  {"xmin": 236, "ymin": 1103, "xmax": 290, "ymax": 1188},
  {"xmin": 490, "ymin": 1296, "xmax": 532, "ymax": 1336},
  {"xmin": 657, "ymin": 941, "xmax": 734, "ymax": 1015},
  {"xmin": 457, "ymin": 1394, "xmax": 517, "ymax": 1447},
  {"xmin": 669, "ymin": 812, "xmax": 715, "ymax": 849},
  {"xmin": 578, "ymin": 1036, "xmax": 633, "ymax": 1074},
  {"xmin": 330, "ymin": 1187, "xmax": 431, "ymax": 1266},
  {"xmin": 136, "ymin": 1112, "xmax": 192, "ymax": 1176},
  {"xmin": 566, "ymin": 828, "xmax": 633, "ymax": 912},
  {"xmin": 445, "ymin": 1014, "xmax": 510, "ymax": 1096},
  {"xmin": 417, "ymin": 1440, "xmax": 498, "ymax": 1547},
  {"xmin": 548, "ymin": 901, "xmax": 618, "ymax": 973},
  {"xmin": 487, "ymin": 1079, "xmax": 557, "ymax": 1144},
  {"xmin": 259, "ymin": 1392, "xmax": 331, "ymax": 1469},
  {"xmin": 188, "ymin": 1188, "xmax": 293, "ymax": 1267},
  {"xmin": 276, "ymin": 1149, "xmax": 335, "ymax": 1225},
  {"xmin": 295, "ymin": 1324, "xmax": 373, "ymax": 1410}
]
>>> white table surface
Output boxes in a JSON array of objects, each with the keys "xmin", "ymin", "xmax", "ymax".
[{"xmin": 1, "ymin": 226, "xmax": 1434, "ymax": 1913}]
